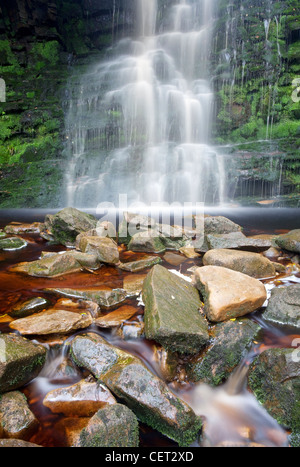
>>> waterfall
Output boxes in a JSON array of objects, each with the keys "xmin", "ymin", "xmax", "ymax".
[{"xmin": 64, "ymin": 0, "xmax": 225, "ymax": 209}]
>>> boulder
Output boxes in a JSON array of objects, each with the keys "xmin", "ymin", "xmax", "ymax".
[
  {"xmin": 275, "ymin": 229, "xmax": 300, "ymax": 253},
  {"xmin": 248, "ymin": 348, "xmax": 300, "ymax": 433},
  {"xmin": 43, "ymin": 376, "xmax": 116, "ymax": 417},
  {"xmin": 204, "ymin": 216, "xmax": 243, "ymax": 235},
  {"xmin": 118, "ymin": 212, "xmax": 156, "ymax": 245},
  {"xmin": 75, "ymin": 221, "xmax": 117, "ymax": 248},
  {"xmin": 193, "ymin": 266, "xmax": 267, "ymax": 322},
  {"xmin": 142, "ymin": 265, "xmax": 209, "ymax": 354},
  {"xmin": 78, "ymin": 236, "xmax": 120, "ymax": 265},
  {"xmin": 0, "ymin": 391, "xmax": 38, "ymax": 440},
  {"xmin": 75, "ymin": 404, "xmax": 139, "ymax": 447},
  {"xmin": 123, "ymin": 274, "xmax": 147, "ymax": 296},
  {"xmin": 4, "ymin": 223, "xmax": 44, "ymax": 235},
  {"xmin": 43, "ymin": 207, "xmax": 98, "ymax": 246},
  {"xmin": 12, "ymin": 253, "xmax": 83, "ymax": 278},
  {"xmin": 263, "ymin": 284, "xmax": 300, "ymax": 328},
  {"xmin": 9, "ymin": 308, "xmax": 93, "ymax": 336},
  {"xmin": 127, "ymin": 231, "xmax": 166, "ymax": 254},
  {"xmin": 0, "ymin": 334, "xmax": 47, "ymax": 393},
  {"xmin": 203, "ymin": 249, "xmax": 276, "ymax": 278},
  {"xmin": 70, "ymin": 333, "xmax": 202, "ymax": 446},
  {"xmin": 186, "ymin": 319, "xmax": 261, "ymax": 385}
]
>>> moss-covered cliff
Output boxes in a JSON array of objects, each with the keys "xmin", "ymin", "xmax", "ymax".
[{"xmin": 0, "ymin": 0, "xmax": 299, "ymax": 208}]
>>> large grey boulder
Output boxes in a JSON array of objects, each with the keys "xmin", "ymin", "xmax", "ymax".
[{"xmin": 275, "ymin": 229, "xmax": 300, "ymax": 253}]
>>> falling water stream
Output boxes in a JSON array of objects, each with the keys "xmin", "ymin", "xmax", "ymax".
[{"xmin": 65, "ymin": 0, "xmax": 227, "ymax": 208}]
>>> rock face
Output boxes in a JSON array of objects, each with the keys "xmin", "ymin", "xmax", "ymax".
[
  {"xmin": 193, "ymin": 266, "xmax": 267, "ymax": 322},
  {"xmin": 248, "ymin": 348, "xmax": 300, "ymax": 433},
  {"xmin": 263, "ymin": 285, "xmax": 300, "ymax": 328},
  {"xmin": 0, "ymin": 334, "xmax": 47, "ymax": 393},
  {"xmin": 9, "ymin": 308, "xmax": 93, "ymax": 336},
  {"xmin": 203, "ymin": 249, "xmax": 276, "ymax": 278},
  {"xmin": 187, "ymin": 319, "xmax": 261, "ymax": 385},
  {"xmin": 75, "ymin": 404, "xmax": 139, "ymax": 448},
  {"xmin": 43, "ymin": 377, "xmax": 116, "ymax": 417},
  {"xmin": 44, "ymin": 208, "xmax": 98, "ymax": 246},
  {"xmin": 275, "ymin": 230, "xmax": 300, "ymax": 253},
  {"xmin": 142, "ymin": 265, "xmax": 209, "ymax": 354},
  {"xmin": 70, "ymin": 333, "xmax": 202, "ymax": 446},
  {"xmin": 0, "ymin": 391, "xmax": 38, "ymax": 440}
]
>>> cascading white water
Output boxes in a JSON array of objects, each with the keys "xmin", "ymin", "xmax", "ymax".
[{"xmin": 64, "ymin": 0, "xmax": 226, "ymax": 209}]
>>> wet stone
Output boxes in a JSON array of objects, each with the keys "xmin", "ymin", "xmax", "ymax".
[
  {"xmin": 128, "ymin": 231, "xmax": 166, "ymax": 254},
  {"xmin": 248, "ymin": 348, "xmax": 300, "ymax": 433},
  {"xmin": 12, "ymin": 253, "xmax": 82, "ymax": 278},
  {"xmin": 4, "ymin": 223, "xmax": 44, "ymax": 235},
  {"xmin": 206, "ymin": 231, "xmax": 271, "ymax": 252},
  {"xmin": 193, "ymin": 266, "xmax": 267, "ymax": 322},
  {"xmin": 78, "ymin": 236, "xmax": 120, "ymax": 265},
  {"xmin": 0, "ymin": 237, "xmax": 27, "ymax": 251},
  {"xmin": 118, "ymin": 255, "xmax": 162, "ymax": 272},
  {"xmin": 142, "ymin": 265, "xmax": 209, "ymax": 354},
  {"xmin": 95, "ymin": 305, "xmax": 137, "ymax": 328},
  {"xmin": 8, "ymin": 297, "xmax": 51, "ymax": 319},
  {"xmin": 9, "ymin": 308, "xmax": 94, "ymax": 336},
  {"xmin": 43, "ymin": 207, "xmax": 98, "ymax": 246},
  {"xmin": 75, "ymin": 403, "xmax": 139, "ymax": 447},
  {"xmin": 123, "ymin": 274, "xmax": 147, "ymax": 296},
  {"xmin": 0, "ymin": 334, "xmax": 47, "ymax": 393},
  {"xmin": 0, "ymin": 391, "xmax": 38, "ymax": 440},
  {"xmin": 275, "ymin": 229, "xmax": 300, "ymax": 253},
  {"xmin": 43, "ymin": 376, "xmax": 117, "ymax": 417},
  {"xmin": 186, "ymin": 319, "xmax": 262, "ymax": 385},
  {"xmin": 203, "ymin": 249, "xmax": 276, "ymax": 279},
  {"xmin": 45, "ymin": 287, "xmax": 127, "ymax": 308},
  {"xmin": 263, "ymin": 284, "xmax": 300, "ymax": 328},
  {"xmin": 0, "ymin": 439, "xmax": 42, "ymax": 447}
]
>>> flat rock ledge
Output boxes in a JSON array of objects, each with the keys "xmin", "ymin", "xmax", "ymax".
[{"xmin": 193, "ymin": 266, "xmax": 267, "ymax": 322}]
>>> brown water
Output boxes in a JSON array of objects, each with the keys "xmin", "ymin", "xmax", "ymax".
[{"xmin": 0, "ymin": 210, "xmax": 299, "ymax": 447}]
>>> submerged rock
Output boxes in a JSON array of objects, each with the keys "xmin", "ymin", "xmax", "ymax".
[
  {"xmin": 43, "ymin": 376, "xmax": 116, "ymax": 417},
  {"xmin": 70, "ymin": 333, "xmax": 202, "ymax": 446},
  {"xmin": 43, "ymin": 207, "xmax": 98, "ymax": 246},
  {"xmin": 45, "ymin": 287, "xmax": 127, "ymax": 308},
  {"xmin": 203, "ymin": 249, "xmax": 276, "ymax": 278},
  {"xmin": 8, "ymin": 297, "xmax": 51, "ymax": 319},
  {"xmin": 9, "ymin": 308, "xmax": 93, "ymax": 336},
  {"xmin": 193, "ymin": 266, "xmax": 267, "ymax": 322},
  {"xmin": 142, "ymin": 265, "xmax": 209, "ymax": 354},
  {"xmin": 186, "ymin": 319, "xmax": 261, "ymax": 385},
  {"xmin": 263, "ymin": 284, "xmax": 300, "ymax": 328},
  {"xmin": 0, "ymin": 391, "xmax": 38, "ymax": 440},
  {"xmin": 0, "ymin": 334, "xmax": 47, "ymax": 393},
  {"xmin": 248, "ymin": 348, "xmax": 300, "ymax": 433},
  {"xmin": 75, "ymin": 404, "xmax": 139, "ymax": 447},
  {"xmin": 0, "ymin": 237, "xmax": 27, "ymax": 251},
  {"xmin": 275, "ymin": 229, "xmax": 300, "ymax": 253}
]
